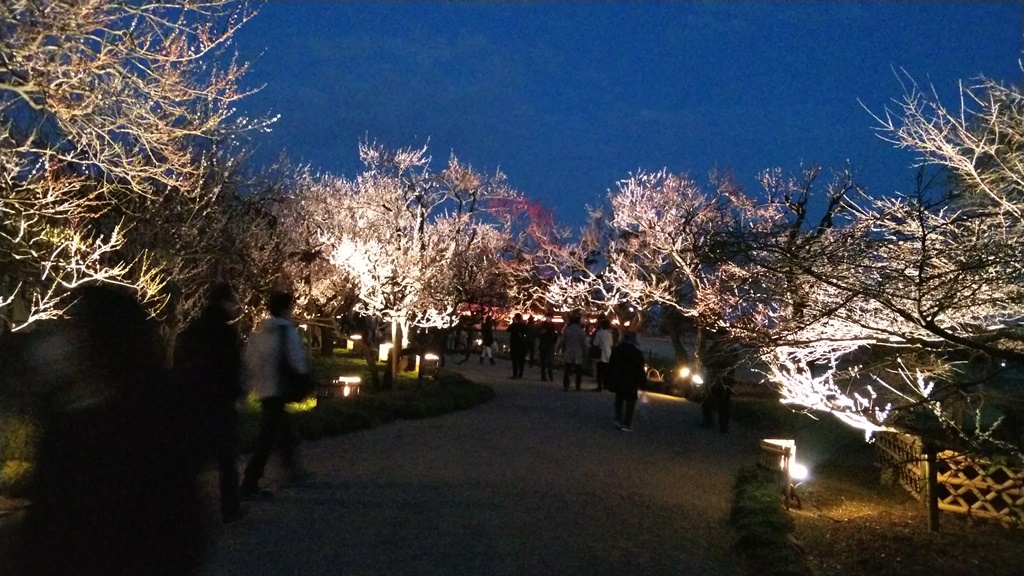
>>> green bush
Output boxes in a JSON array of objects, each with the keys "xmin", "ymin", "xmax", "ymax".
[
  {"xmin": 731, "ymin": 465, "xmax": 813, "ymax": 576},
  {"xmin": 258, "ymin": 368, "xmax": 493, "ymax": 448},
  {"xmin": 0, "ymin": 460, "xmax": 33, "ymax": 497},
  {"xmin": 1, "ymin": 411, "xmax": 39, "ymax": 497},
  {"xmin": 0, "ymin": 412, "xmax": 39, "ymax": 463}
]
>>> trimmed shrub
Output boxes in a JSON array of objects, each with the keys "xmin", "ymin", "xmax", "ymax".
[{"xmin": 731, "ymin": 465, "xmax": 813, "ymax": 576}]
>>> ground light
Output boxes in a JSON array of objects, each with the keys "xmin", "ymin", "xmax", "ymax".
[
  {"xmin": 760, "ymin": 438, "xmax": 809, "ymax": 509},
  {"xmin": 337, "ymin": 376, "xmax": 361, "ymax": 397},
  {"xmin": 417, "ymin": 353, "xmax": 442, "ymax": 385},
  {"xmin": 345, "ymin": 334, "xmax": 362, "ymax": 350},
  {"xmin": 378, "ymin": 342, "xmax": 393, "ymax": 363}
]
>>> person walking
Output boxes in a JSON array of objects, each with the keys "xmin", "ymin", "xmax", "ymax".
[
  {"xmin": 479, "ymin": 317, "xmax": 496, "ymax": 365},
  {"xmin": 608, "ymin": 331, "xmax": 646, "ymax": 432},
  {"xmin": 507, "ymin": 313, "xmax": 529, "ymax": 379},
  {"xmin": 537, "ymin": 321, "xmax": 558, "ymax": 381},
  {"xmin": 240, "ymin": 291, "xmax": 310, "ymax": 499},
  {"xmin": 14, "ymin": 285, "xmax": 207, "ymax": 575},
  {"xmin": 173, "ymin": 282, "xmax": 245, "ymax": 523},
  {"xmin": 591, "ymin": 319, "xmax": 614, "ymax": 392},
  {"xmin": 556, "ymin": 315, "xmax": 588, "ymax": 391}
]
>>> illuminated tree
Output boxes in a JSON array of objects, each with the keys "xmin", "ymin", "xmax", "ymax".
[
  {"xmin": 311, "ymin": 142, "xmax": 518, "ymax": 386},
  {"xmin": 0, "ymin": 0, "xmax": 266, "ymax": 331},
  {"xmin": 595, "ymin": 169, "xmax": 751, "ymax": 365}
]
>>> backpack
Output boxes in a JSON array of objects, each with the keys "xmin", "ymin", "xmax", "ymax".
[{"xmin": 277, "ymin": 325, "xmax": 314, "ymax": 403}]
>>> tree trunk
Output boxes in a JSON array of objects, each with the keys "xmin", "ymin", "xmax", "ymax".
[
  {"xmin": 319, "ymin": 323, "xmax": 334, "ymax": 356},
  {"xmin": 388, "ymin": 319, "xmax": 401, "ymax": 390},
  {"xmin": 693, "ymin": 325, "xmax": 706, "ymax": 375}
]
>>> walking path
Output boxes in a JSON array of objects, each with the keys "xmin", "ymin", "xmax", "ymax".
[{"xmin": 200, "ymin": 357, "xmax": 762, "ymax": 576}]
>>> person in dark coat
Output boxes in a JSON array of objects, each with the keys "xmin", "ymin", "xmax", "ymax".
[
  {"xmin": 525, "ymin": 316, "xmax": 537, "ymax": 366},
  {"xmin": 174, "ymin": 282, "xmax": 245, "ymax": 523},
  {"xmin": 536, "ymin": 321, "xmax": 558, "ymax": 381},
  {"xmin": 607, "ymin": 331, "xmax": 646, "ymax": 432},
  {"xmin": 15, "ymin": 285, "xmax": 207, "ymax": 575},
  {"xmin": 701, "ymin": 328, "xmax": 739, "ymax": 433},
  {"xmin": 507, "ymin": 313, "xmax": 529, "ymax": 379}
]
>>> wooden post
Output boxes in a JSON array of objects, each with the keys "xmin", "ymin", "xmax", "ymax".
[{"xmin": 924, "ymin": 441, "xmax": 939, "ymax": 532}]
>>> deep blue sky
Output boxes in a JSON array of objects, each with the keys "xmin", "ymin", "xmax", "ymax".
[{"xmin": 233, "ymin": 1, "xmax": 1022, "ymax": 227}]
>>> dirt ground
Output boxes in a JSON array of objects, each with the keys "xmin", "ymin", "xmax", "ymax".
[{"xmin": 788, "ymin": 458, "xmax": 1023, "ymax": 576}]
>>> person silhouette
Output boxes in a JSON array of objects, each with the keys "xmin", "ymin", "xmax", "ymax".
[
  {"xmin": 15, "ymin": 285, "xmax": 207, "ymax": 575},
  {"xmin": 174, "ymin": 282, "xmax": 245, "ymax": 523}
]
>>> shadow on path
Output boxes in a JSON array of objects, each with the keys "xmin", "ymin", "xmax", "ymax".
[{"xmin": 200, "ymin": 356, "xmax": 762, "ymax": 576}]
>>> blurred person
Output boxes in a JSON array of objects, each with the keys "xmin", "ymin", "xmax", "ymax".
[
  {"xmin": 14, "ymin": 285, "xmax": 207, "ymax": 575},
  {"xmin": 456, "ymin": 320, "xmax": 477, "ymax": 365},
  {"xmin": 174, "ymin": 282, "xmax": 245, "ymax": 523},
  {"xmin": 479, "ymin": 317, "xmax": 495, "ymax": 365},
  {"xmin": 556, "ymin": 315, "xmax": 588, "ymax": 391},
  {"xmin": 591, "ymin": 319, "xmax": 614, "ymax": 392},
  {"xmin": 507, "ymin": 313, "xmax": 529, "ymax": 379},
  {"xmin": 608, "ymin": 331, "xmax": 646, "ymax": 432},
  {"xmin": 702, "ymin": 328, "xmax": 739, "ymax": 433},
  {"xmin": 537, "ymin": 321, "xmax": 558, "ymax": 381},
  {"xmin": 240, "ymin": 292, "xmax": 310, "ymax": 499},
  {"xmin": 525, "ymin": 316, "xmax": 537, "ymax": 366}
]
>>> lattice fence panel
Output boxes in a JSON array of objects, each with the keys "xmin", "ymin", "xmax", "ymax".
[
  {"xmin": 934, "ymin": 452, "xmax": 1024, "ymax": 526},
  {"xmin": 875, "ymin": 432, "xmax": 925, "ymax": 499},
  {"xmin": 875, "ymin": 433, "xmax": 1024, "ymax": 527}
]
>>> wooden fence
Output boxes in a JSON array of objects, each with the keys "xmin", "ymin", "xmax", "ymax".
[{"xmin": 875, "ymin": 432, "xmax": 1024, "ymax": 527}]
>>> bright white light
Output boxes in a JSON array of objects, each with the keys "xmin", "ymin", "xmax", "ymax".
[
  {"xmin": 378, "ymin": 342, "xmax": 393, "ymax": 362},
  {"xmin": 350, "ymin": 334, "xmax": 363, "ymax": 340},
  {"xmin": 424, "ymin": 353, "xmax": 440, "ymax": 361},
  {"xmin": 790, "ymin": 462, "xmax": 809, "ymax": 481},
  {"xmin": 679, "ymin": 366, "xmax": 691, "ymax": 378},
  {"xmin": 692, "ymin": 374, "xmax": 704, "ymax": 385}
]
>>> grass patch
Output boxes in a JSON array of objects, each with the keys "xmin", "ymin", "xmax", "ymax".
[
  {"xmin": 1, "ymin": 352, "xmax": 495, "ymax": 497},
  {"xmin": 731, "ymin": 465, "xmax": 813, "ymax": 576},
  {"xmin": 236, "ymin": 363, "xmax": 495, "ymax": 456},
  {"xmin": 0, "ymin": 412, "xmax": 38, "ymax": 498}
]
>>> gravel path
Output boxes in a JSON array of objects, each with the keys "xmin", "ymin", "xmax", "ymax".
[{"xmin": 200, "ymin": 358, "xmax": 762, "ymax": 576}]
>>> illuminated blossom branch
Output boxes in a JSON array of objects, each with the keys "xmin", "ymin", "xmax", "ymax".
[
  {"xmin": 604, "ymin": 170, "xmax": 748, "ymax": 317},
  {"xmin": 1, "ymin": 0, "xmax": 268, "ymax": 330},
  {"xmin": 750, "ymin": 74, "xmax": 1024, "ymax": 458}
]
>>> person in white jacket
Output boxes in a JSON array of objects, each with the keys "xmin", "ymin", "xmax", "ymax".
[{"xmin": 240, "ymin": 292, "xmax": 309, "ymax": 498}]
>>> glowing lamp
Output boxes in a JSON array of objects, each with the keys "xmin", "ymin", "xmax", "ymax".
[
  {"xmin": 679, "ymin": 366, "xmax": 691, "ymax": 379},
  {"xmin": 336, "ymin": 375, "xmax": 360, "ymax": 397},
  {"xmin": 378, "ymin": 342, "xmax": 393, "ymax": 363},
  {"xmin": 691, "ymin": 374, "xmax": 704, "ymax": 385},
  {"xmin": 790, "ymin": 462, "xmax": 809, "ymax": 481},
  {"xmin": 345, "ymin": 334, "xmax": 363, "ymax": 350},
  {"xmin": 760, "ymin": 439, "xmax": 806, "ymax": 509}
]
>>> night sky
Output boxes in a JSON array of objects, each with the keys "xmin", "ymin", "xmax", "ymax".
[{"xmin": 232, "ymin": 1, "xmax": 1022, "ymax": 227}]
